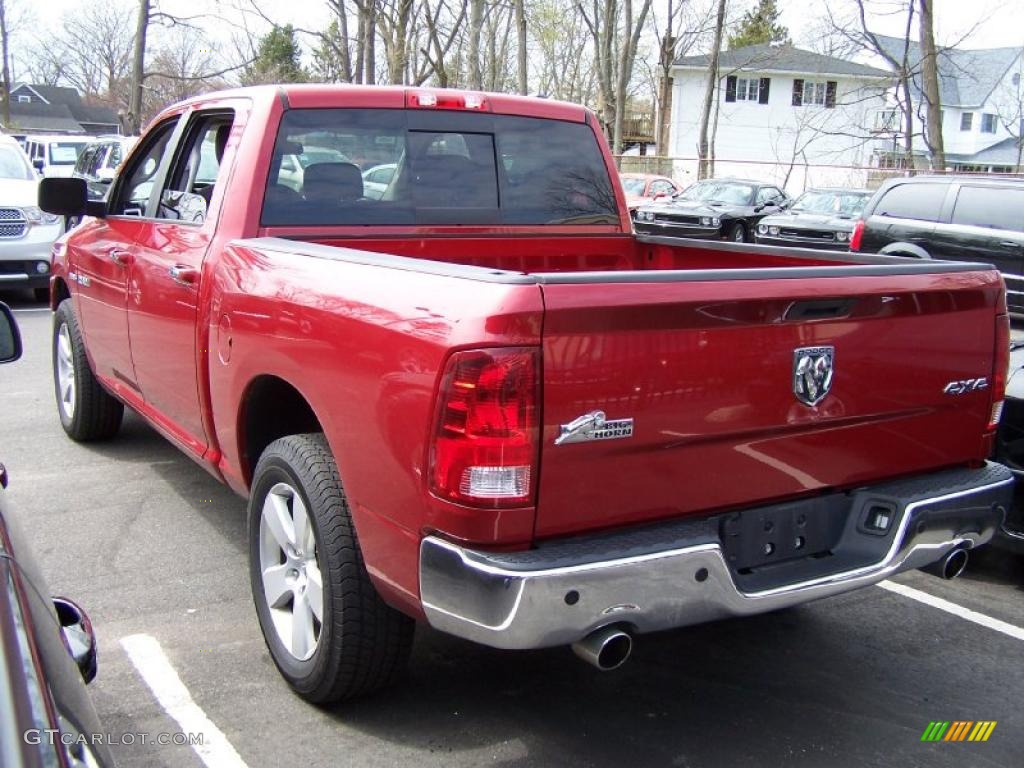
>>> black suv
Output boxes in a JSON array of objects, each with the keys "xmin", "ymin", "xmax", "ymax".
[{"xmin": 851, "ymin": 176, "xmax": 1024, "ymax": 312}]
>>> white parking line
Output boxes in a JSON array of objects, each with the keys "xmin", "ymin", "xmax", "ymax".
[
  {"xmin": 11, "ymin": 307, "xmax": 50, "ymax": 313},
  {"xmin": 120, "ymin": 634, "xmax": 249, "ymax": 768},
  {"xmin": 877, "ymin": 580, "xmax": 1024, "ymax": 642}
]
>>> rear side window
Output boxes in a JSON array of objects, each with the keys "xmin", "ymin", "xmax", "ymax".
[
  {"xmin": 873, "ymin": 183, "xmax": 947, "ymax": 222},
  {"xmin": 262, "ymin": 108, "xmax": 618, "ymax": 227},
  {"xmin": 951, "ymin": 186, "xmax": 1024, "ymax": 232}
]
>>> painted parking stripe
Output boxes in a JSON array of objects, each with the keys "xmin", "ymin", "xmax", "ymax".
[
  {"xmin": 120, "ymin": 634, "xmax": 249, "ymax": 768},
  {"xmin": 877, "ymin": 580, "xmax": 1024, "ymax": 642}
]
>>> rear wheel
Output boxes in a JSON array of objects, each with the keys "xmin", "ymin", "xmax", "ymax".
[
  {"xmin": 248, "ymin": 433, "xmax": 414, "ymax": 703},
  {"xmin": 729, "ymin": 222, "xmax": 747, "ymax": 242},
  {"xmin": 53, "ymin": 300, "xmax": 123, "ymax": 441}
]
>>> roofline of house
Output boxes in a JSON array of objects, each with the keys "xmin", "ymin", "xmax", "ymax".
[
  {"xmin": 10, "ymin": 83, "xmax": 49, "ymax": 103},
  {"xmin": 670, "ymin": 64, "xmax": 893, "ymax": 81}
]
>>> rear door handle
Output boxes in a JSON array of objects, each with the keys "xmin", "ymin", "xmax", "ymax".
[
  {"xmin": 108, "ymin": 248, "xmax": 133, "ymax": 266},
  {"xmin": 999, "ymin": 241, "xmax": 1021, "ymax": 248},
  {"xmin": 169, "ymin": 265, "xmax": 199, "ymax": 287}
]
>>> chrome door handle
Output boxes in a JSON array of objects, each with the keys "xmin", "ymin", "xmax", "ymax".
[
  {"xmin": 999, "ymin": 241, "xmax": 1021, "ymax": 248},
  {"xmin": 108, "ymin": 248, "xmax": 133, "ymax": 266},
  {"xmin": 169, "ymin": 265, "xmax": 198, "ymax": 286}
]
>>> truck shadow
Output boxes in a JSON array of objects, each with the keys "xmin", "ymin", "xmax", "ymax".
[
  {"xmin": 327, "ymin": 597, "xmax": 1017, "ymax": 768},
  {"xmin": 78, "ymin": 411, "xmax": 248, "ymax": 555}
]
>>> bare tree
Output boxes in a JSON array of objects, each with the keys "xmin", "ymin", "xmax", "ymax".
[
  {"xmin": 466, "ymin": 0, "xmax": 484, "ymax": 89},
  {"xmin": 917, "ymin": 0, "xmax": 944, "ymax": 169},
  {"xmin": 696, "ymin": 0, "xmax": 726, "ymax": 178},
  {"xmin": 0, "ymin": 0, "xmax": 13, "ymax": 128},
  {"xmin": 575, "ymin": 0, "xmax": 653, "ymax": 153},
  {"xmin": 513, "ymin": 0, "xmax": 527, "ymax": 94}
]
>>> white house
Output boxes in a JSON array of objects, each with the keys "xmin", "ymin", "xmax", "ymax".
[
  {"xmin": 666, "ymin": 44, "xmax": 892, "ymax": 193},
  {"xmin": 872, "ymin": 36, "xmax": 1024, "ymax": 173}
]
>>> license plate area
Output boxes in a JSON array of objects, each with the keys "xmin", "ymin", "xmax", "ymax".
[{"xmin": 720, "ymin": 496, "xmax": 848, "ymax": 572}]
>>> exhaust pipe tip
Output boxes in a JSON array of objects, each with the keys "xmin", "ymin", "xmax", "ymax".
[
  {"xmin": 922, "ymin": 547, "xmax": 969, "ymax": 580},
  {"xmin": 572, "ymin": 626, "xmax": 633, "ymax": 671}
]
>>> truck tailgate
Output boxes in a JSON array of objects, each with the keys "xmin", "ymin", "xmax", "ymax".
[{"xmin": 535, "ymin": 268, "xmax": 1003, "ymax": 538}]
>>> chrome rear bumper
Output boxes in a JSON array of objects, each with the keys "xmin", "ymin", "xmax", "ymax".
[{"xmin": 420, "ymin": 463, "xmax": 1013, "ymax": 649}]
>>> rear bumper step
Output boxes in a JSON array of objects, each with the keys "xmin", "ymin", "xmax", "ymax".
[{"xmin": 419, "ymin": 462, "xmax": 1013, "ymax": 649}]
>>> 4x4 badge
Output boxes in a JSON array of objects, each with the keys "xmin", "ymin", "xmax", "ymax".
[{"xmin": 793, "ymin": 346, "xmax": 834, "ymax": 406}]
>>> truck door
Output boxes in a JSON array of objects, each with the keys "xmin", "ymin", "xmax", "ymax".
[
  {"xmin": 125, "ymin": 110, "xmax": 236, "ymax": 457},
  {"xmin": 69, "ymin": 118, "xmax": 181, "ymax": 396}
]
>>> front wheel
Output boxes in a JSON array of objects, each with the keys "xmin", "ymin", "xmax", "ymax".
[
  {"xmin": 728, "ymin": 222, "xmax": 747, "ymax": 243},
  {"xmin": 53, "ymin": 300, "xmax": 123, "ymax": 441},
  {"xmin": 248, "ymin": 433, "xmax": 414, "ymax": 703}
]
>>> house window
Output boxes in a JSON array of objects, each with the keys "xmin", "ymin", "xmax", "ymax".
[
  {"xmin": 792, "ymin": 79, "xmax": 837, "ymax": 108},
  {"xmin": 725, "ymin": 76, "xmax": 770, "ymax": 104},
  {"xmin": 1014, "ymin": 73, "xmax": 1021, "ymax": 86},
  {"xmin": 981, "ymin": 113, "xmax": 998, "ymax": 133},
  {"xmin": 735, "ymin": 78, "xmax": 758, "ymax": 101},
  {"xmin": 17, "ymin": 95, "xmax": 30, "ymax": 103},
  {"xmin": 874, "ymin": 109, "xmax": 898, "ymax": 131},
  {"xmin": 960, "ymin": 112, "xmax": 974, "ymax": 131}
]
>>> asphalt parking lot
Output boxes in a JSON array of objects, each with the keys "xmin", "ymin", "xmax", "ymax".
[{"xmin": 2, "ymin": 290, "xmax": 1023, "ymax": 768}]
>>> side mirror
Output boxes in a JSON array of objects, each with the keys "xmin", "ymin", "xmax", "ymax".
[
  {"xmin": 39, "ymin": 177, "xmax": 98, "ymax": 218},
  {"xmin": 652, "ymin": 192, "xmax": 668, "ymax": 201},
  {"xmin": 0, "ymin": 302, "xmax": 22, "ymax": 364},
  {"xmin": 32, "ymin": 158, "xmax": 44, "ymax": 172},
  {"xmin": 52, "ymin": 597, "xmax": 98, "ymax": 684}
]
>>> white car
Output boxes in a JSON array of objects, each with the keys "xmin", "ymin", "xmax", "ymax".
[
  {"xmin": 0, "ymin": 137, "xmax": 64, "ymax": 301},
  {"xmin": 24, "ymin": 135, "xmax": 92, "ymax": 178},
  {"xmin": 362, "ymin": 163, "xmax": 396, "ymax": 200}
]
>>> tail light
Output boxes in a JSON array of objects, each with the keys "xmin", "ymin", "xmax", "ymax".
[
  {"xmin": 429, "ymin": 347, "xmax": 540, "ymax": 508},
  {"xmin": 989, "ymin": 313, "xmax": 1010, "ymax": 430},
  {"xmin": 849, "ymin": 219, "xmax": 865, "ymax": 251}
]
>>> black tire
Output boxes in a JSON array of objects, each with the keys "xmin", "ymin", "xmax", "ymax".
[
  {"xmin": 248, "ymin": 433, "xmax": 414, "ymax": 703},
  {"xmin": 53, "ymin": 299, "xmax": 124, "ymax": 441},
  {"xmin": 729, "ymin": 222, "xmax": 747, "ymax": 242}
]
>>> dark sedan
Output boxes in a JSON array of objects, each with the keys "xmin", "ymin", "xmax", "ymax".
[
  {"xmin": 633, "ymin": 179, "xmax": 790, "ymax": 242},
  {"xmin": 0, "ymin": 303, "xmax": 113, "ymax": 767},
  {"xmin": 754, "ymin": 188, "xmax": 871, "ymax": 250}
]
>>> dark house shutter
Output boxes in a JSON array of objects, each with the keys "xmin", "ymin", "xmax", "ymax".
[
  {"xmin": 825, "ymin": 81, "xmax": 837, "ymax": 108},
  {"xmin": 792, "ymin": 79, "xmax": 804, "ymax": 106},
  {"xmin": 759, "ymin": 77, "xmax": 771, "ymax": 104},
  {"xmin": 725, "ymin": 76, "xmax": 737, "ymax": 103}
]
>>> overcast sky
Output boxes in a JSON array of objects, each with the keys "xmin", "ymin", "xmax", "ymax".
[{"xmin": 13, "ymin": 0, "xmax": 1024, "ymax": 78}]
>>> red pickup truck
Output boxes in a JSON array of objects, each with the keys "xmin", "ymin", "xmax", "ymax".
[{"xmin": 39, "ymin": 85, "xmax": 1013, "ymax": 703}]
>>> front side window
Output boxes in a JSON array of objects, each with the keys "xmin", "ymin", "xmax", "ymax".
[
  {"xmin": 110, "ymin": 119, "xmax": 179, "ymax": 216},
  {"xmin": 875, "ymin": 183, "xmax": 947, "ymax": 222},
  {"xmin": 262, "ymin": 109, "xmax": 618, "ymax": 227}
]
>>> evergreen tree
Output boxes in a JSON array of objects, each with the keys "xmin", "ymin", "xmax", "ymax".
[
  {"xmin": 243, "ymin": 25, "xmax": 308, "ymax": 85},
  {"xmin": 727, "ymin": 0, "xmax": 790, "ymax": 50}
]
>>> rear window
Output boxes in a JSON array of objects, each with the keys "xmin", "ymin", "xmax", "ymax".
[
  {"xmin": 951, "ymin": 186, "xmax": 1024, "ymax": 232},
  {"xmin": 48, "ymin": 142, "xmax": 86, "ymax": 165},
  {"xmin": 873, "ymin": 182, "xmax": 947, "ymax": 222},
  {"xmin": 262, "ymin": 109, "xmax": 618, "ymax": 227}
]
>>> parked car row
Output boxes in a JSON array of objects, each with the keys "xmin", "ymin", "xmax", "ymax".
[
  {"xmin": 632, "ymin": 174, "xmax": 1024, "ymax": 317},
  {"xmin": 0, "ymin": 135, "xmax": 65, "ymax": 301}
]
